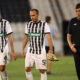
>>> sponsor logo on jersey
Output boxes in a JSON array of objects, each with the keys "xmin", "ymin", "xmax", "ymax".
[
  {"xmin": 29, "ymin": 33, "xmax": 41, "ymax": 37},
  {"xmin": 0, "ymin": 33, "xmax": 4, "ymax": 37},
  {"xmin": 73, "ymin": 23, "xmax": 77, "ymax": 26}
]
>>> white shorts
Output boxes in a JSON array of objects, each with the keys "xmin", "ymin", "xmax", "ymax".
[
  {"xmin": 25, "ymin": 53, "xmax": 47, "ymax": 69},
  {"xmin": 0, "ymin": 45, "xmax": 9, "ymax": 65}
]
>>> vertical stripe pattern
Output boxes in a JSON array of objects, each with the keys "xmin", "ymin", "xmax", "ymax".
[
  {"xmin": 27, "ymin": 21, "xmax": 45, "ymax": 54},
  {"xmin": 0, "ymin": 21, "xmax": 7, "ymax": 52},
  {"xmin": 1, "ymin": 21, "xmax": 3, "ymax": 52}
]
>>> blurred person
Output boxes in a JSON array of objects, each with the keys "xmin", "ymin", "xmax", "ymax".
[
  {"xmin": 67, "ymin": 3, "xmax": 80, "ymax": 80},
  {"xmin": 45, "ymin": 16, "xmax": 58, "ymax": 75},
  {"xmin": 0, "ymin": 15, "xmax": 16, "ymax": 80},
  {"xmin": 22, "ymin": 9, "xmax": 53, "ymax": 80}
]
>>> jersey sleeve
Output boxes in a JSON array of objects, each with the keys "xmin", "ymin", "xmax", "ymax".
[
  {"xmin": 25, "ymin": 23, "xmax": 28, "ymax": 35},
  {"xmin": 52, "ymin": 27, "xmax": 56, "ymax": 35},
  {"xmin": 67, "ymin": 19, "xmax": 72, "ymax": 34},
  {"xmin": 44, "ymin": 23, "xmax": 50, "ymax": 34},
  {"xmin": 6, "ymin": 21, "xmax": 13, "ymax": 35}
]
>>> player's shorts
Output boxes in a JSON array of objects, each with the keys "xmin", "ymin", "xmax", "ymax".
[
  {"xmin": 0, "ymin": 45, "xmax": 9, "ymax": 65},
  {"xmin": 45, "ymin": 46, "xmax": 54, "ymax": 53},
  {"xmin": 25, "ymin": 53, "xmax": 47, "ymax": 69}
]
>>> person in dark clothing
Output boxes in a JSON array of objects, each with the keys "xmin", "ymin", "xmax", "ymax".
[{"xmin": 67, "ymin": 3, "xmax": 80, "ymax": 80}]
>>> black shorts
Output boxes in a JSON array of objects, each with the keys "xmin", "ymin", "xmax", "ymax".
[{"xmin": 45, "ymin": 46, "xmax": 55, "ymax": 54}]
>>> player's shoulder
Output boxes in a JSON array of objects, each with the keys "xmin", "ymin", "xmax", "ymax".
[
  {"xmin": 27, "ymin": 21, "xmax": 33, "ymax": 24},
  {"xmin": 40, "ymin": 21, "xmax": 48, "ymax": 26},
  {"xmin": 2, "ymin": 19, "xmax": 10, "ymax": 23},
  {"xmin": 40, "ymin": 20, "xmax": 46, "ymax": 23},
  {"xmin": 40, "ymin": 21, "xmax": 49, "ymax": 28}
]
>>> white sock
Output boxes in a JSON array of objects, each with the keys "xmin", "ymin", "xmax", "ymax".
[
  {"xmin": 41, "ymin": 72, "xmax": 47, "ymax": 80},
  {"xmin": 0, "ymin": 70, "xmax": 8, "ymax": 80},
  {"xmin": 26, "ymin": 72, "xmax": 33, "ymax": 80}
]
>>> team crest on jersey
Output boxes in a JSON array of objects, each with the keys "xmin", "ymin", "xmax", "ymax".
[
  {"xmin": 29, "ymin": 33, "xmax": 41, "ymax": 37},
  {"xmin": 0, "ymin": 33, "xmax": 4, "ymax": 37},
  {"xmin": 73, "ymin": 23, "xmax": 77, "ymax": 26}
]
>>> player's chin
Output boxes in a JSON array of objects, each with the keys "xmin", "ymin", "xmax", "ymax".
[{"xmin": 32, "ymin": 19, "xmax": 37, "ymax": 22}]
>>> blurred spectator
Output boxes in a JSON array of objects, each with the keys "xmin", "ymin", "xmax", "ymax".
[{"xmin": 45, "ymin": 16, "xmax": 58, "ymax": 75}]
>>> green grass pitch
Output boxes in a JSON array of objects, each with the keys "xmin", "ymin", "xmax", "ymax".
[{"xmin": 6, "ymin": 56, "xmax": 78, "ymax": 80}]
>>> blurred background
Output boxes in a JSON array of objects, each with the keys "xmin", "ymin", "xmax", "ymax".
[{"xmin": 0, "ymin": 0, "xmax": 80, "ymax": 56}]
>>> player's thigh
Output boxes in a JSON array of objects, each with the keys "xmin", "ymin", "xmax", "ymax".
[
  {"xmin": 0, "ymin": 53, "xmax": 7, "ymax": 71},
  {"xmin": 25, "ymin": 53, "xmax": 34, "ymax": 68},
  {"xmin": 35, "ymin": 54, "xmax": 47, "ymax": 69},
  {"xmin": 0, "ymin": 53, "xmax": 7, "ymax": 65}
]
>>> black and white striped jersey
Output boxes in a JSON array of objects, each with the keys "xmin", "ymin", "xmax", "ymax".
[
  {"xmin": 25, "ymin": 21, "xmax": 50, "ymax": 54},
  {"xmin": 0, "ymin": 19, "xmax": 13, "ymax": 52}
]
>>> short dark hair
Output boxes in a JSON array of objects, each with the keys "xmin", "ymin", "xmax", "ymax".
[
  {"xmin": 76, "ymin": 3, "xmax": 80, "ymax": 9},
  {"xmin": 45, "ymin": 16, "xmax": 51, "ymax": 23},
  {"xmin": 30, "ymin": 9, "xmax": 39, "ymax": 14}
]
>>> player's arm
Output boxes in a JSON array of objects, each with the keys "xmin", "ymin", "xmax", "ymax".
[
  {"xmin": 53, "ymin": 28, "xmax": 56, "ymax": 39},
  {"xmin": 67, "ymin": 34, "xmax": 77, "ymax": 53},
  {"xmin": 8, "ymin": 34, "xmax": 16, "ymax": 60},
  {"xmin": 54, "ymin": 35, "xmax": 56, "ymax": 39},
  {"xmin": 46, "ymin": 33, "xmax": 53, "ymax": 53},
  {"xmin": 67, "ymin": 34, "xmax": 72, "ymax": 48},
  {"xmin": 22, "ymin": 34, "xmax": 28, "ymax": 57},
  {"xmin": 67, "ymin": 19, "xmax": 77, "ymax": 53}
]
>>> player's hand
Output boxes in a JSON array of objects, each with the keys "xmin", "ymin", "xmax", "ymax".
[
  {"xmin": 21, "ymin": 49, "xmax": 25, "ymax": 58},
  {"xmin": 47, "ymin": 53, "xmax": 54, "ymax": 61},
  {"xmin": 48, "ymin": 49, "xmax": 53, "ymax": 54},
  {"xmin": 70, "ymin": 44, "xmax": 77, "ymax": 53},
  {"xmin": 11, "ymin": 52, "xmax": 17, "ymax": 60}
]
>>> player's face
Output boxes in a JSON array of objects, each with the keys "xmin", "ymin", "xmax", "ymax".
[
  {"xmin": 30, "ymin": 11, "xmax": 39, "ymax": 22},
  {"xmin": 76, "ymin": 8, "xmax": 80, "ymax": 19}
]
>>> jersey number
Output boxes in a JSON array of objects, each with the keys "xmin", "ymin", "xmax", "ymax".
[{"xmin": 42, "ymin": 60, "xmax": 46, "ymax": 66}]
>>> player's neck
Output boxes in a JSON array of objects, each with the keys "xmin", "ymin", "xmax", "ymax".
[
  {"xmin": 33, "ymin": 19, "xmax": 40, "ymax": 23},
  {"xmin": 36, "ymin": 19, "xmax": 40, "ymax": 23}
]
